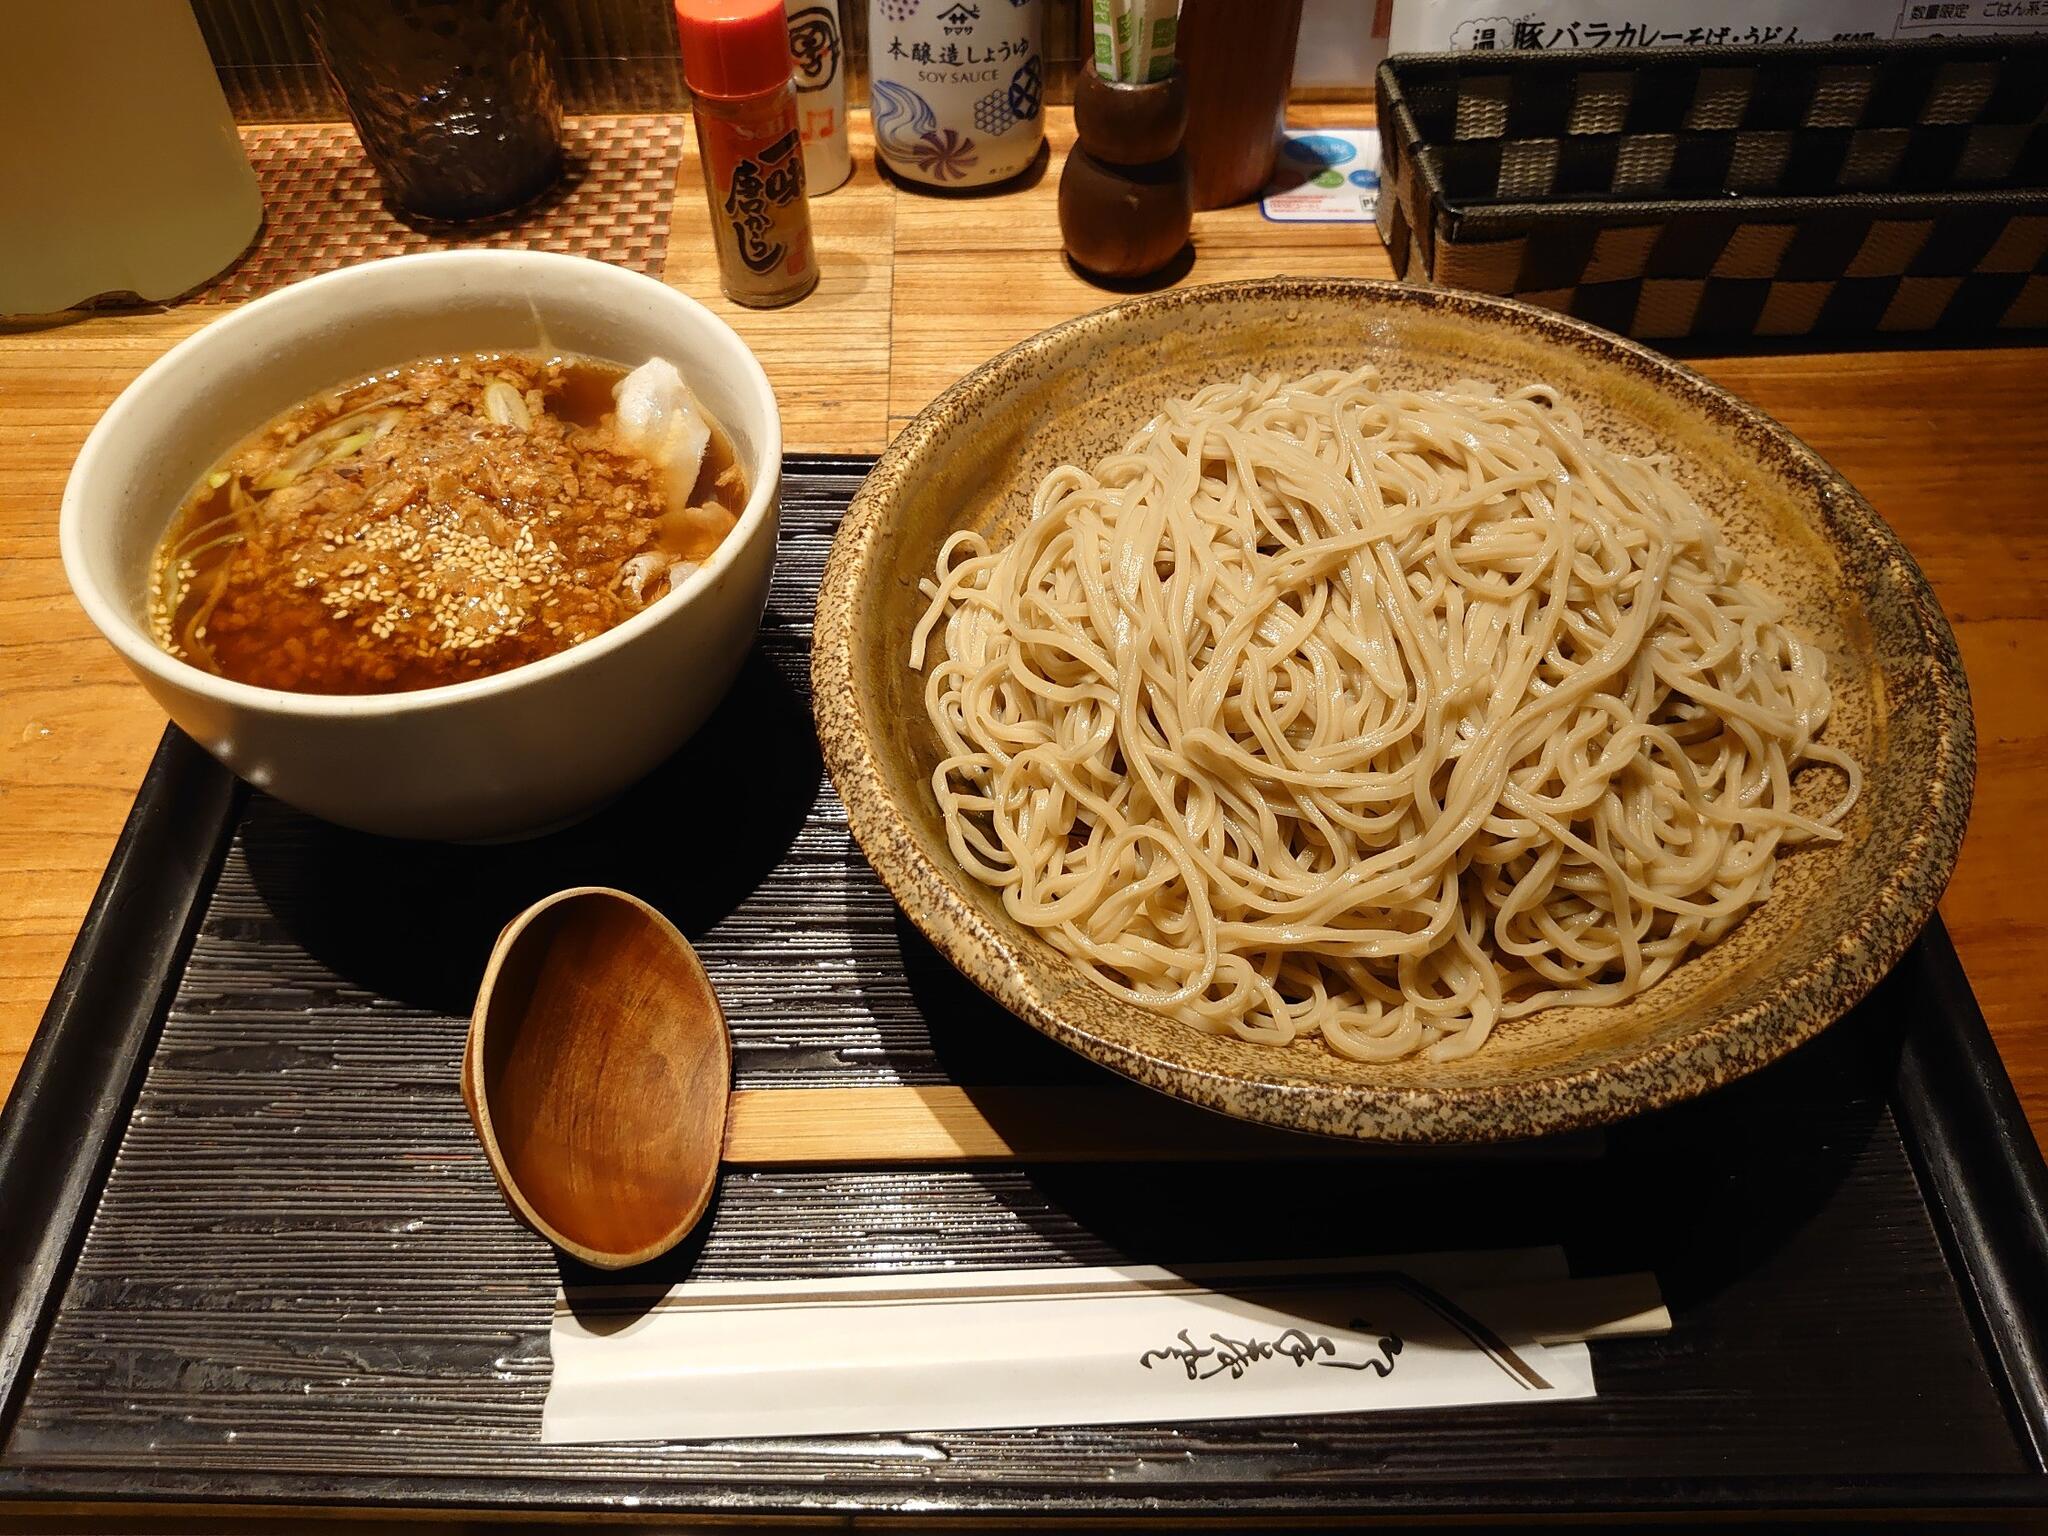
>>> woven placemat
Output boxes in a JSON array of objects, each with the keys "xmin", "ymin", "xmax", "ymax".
[{"xmin": 192, "ymin": 113, "xmax": 689, "ymax": 305}]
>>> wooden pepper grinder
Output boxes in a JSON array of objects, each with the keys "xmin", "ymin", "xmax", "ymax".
[{"xmin": 1058, "ymin": 62, "xmax": 1193, "ymax": 282}]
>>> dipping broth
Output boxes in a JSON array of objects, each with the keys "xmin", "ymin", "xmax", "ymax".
[{"xmin": 147, "ymin": 351, "xmax": 747, "ymax": 694}]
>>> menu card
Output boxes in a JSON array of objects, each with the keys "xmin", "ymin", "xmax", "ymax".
[{"xmin": 1262, "ymin": 128, "xmax": 1381, "ymax": 224}]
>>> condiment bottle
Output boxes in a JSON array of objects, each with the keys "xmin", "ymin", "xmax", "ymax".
[
  {"xmin": 867, "ymin": 0, "xmax": 1045, "ymax": 189},
  {"xmin": 784, "ymin": 0, "xmax": 852, "ymax": 194},
  {"xmin": 677, "ymin": 0, "xmax": 821, "ymax": 307}
]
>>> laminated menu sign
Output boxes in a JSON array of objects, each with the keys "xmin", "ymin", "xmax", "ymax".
[
  {"xmin": 1262, "ymin": 129, "xmax": 1381, "ymax": 223},
  {"xmin": 543, "ymin": 1249, "xmax": 1667, "ymax": 1443},
  {"xmin": 1387, "ymin": 0, "xmax": 2048, "ymax": 52}
]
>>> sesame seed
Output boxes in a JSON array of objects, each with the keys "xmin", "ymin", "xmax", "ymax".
[{"xmin": 150, "ymin": 357, "xmax": 735, "ymax": 690}]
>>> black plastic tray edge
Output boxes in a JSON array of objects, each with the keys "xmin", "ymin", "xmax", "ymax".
[
  {"xmin": 0, "ymin": 728, "xmax": 242, "ymax": 1448},
  {"xmin": 1896, "ymin": 922, "xmax": 2048, "ymax": 1466}
]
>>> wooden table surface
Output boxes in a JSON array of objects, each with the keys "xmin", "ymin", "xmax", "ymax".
[{"xmin": 2, "ymin": 104, "xmax": 2044, "ymax": 1147}]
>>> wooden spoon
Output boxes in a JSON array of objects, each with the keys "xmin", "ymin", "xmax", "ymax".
[
  {"xmin": 461, "ymin": 894, "xmax": 1561, "ymax": 1265},
  {"xmin": 463, "ymin": 887, "xmax": 730, "ymax": 1270}
]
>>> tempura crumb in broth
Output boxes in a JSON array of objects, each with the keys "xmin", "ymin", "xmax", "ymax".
[{"xmin": 147, "ymin": 352, "xmax": 746, "ymax": 694}]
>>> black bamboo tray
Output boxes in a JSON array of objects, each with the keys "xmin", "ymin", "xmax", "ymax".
[{"xmin": 1, "ymin": 456, "xmax": 2045, "ymax": 1529}]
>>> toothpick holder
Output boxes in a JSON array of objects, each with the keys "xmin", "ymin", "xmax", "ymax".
[{"xmin": 1058, "ymin": 62, "xmax": 1192, "ymax": 282}]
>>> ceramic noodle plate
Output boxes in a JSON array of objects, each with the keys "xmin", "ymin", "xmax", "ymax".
[{"xmin": 812, "ymin": 279, "xmax": 1974, "ymax": 1143}]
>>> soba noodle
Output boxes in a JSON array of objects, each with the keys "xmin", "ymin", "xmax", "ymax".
[{"xmin": 908, "ymin": 366, "xmax": 1862, "ymax": 1063}]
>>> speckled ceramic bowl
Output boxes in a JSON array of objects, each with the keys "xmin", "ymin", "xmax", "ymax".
[{"xmin": 812, "ymin": 278, "xmax": 1973, "ymax": 1143}]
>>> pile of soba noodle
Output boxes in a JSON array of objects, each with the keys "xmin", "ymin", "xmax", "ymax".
[{"xmin": 909, "ymin": 366, "xmax": 1861, "ymax": 1063}]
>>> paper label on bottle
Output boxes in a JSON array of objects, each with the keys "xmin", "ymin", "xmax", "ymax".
[
  {"xmin": 869, "ymin": 0, "xmax": 1044, "ymax": 187},
  {"xmin": 786, "ymin": 0, "xmax": 851, "ymax": 192}
]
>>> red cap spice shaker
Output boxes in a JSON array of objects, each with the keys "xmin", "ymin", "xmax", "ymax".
[{"xmin": 677, "ymin": 0, "xmax": 820, "ymax": 307}]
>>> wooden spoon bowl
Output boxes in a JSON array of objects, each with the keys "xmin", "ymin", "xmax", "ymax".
[{"xmin": 462, "ymin": 887, "xmax": 730, "ymax": 1269}]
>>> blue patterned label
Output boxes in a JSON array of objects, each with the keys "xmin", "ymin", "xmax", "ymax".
[{"xmin": 870, "ymin": 0, "xmax": 1043, "ymax": 185}]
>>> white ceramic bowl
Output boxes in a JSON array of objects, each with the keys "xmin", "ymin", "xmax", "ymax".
[{"xmin": 61, "ymin": 251, "xmax": 781, "ymax": 840}]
